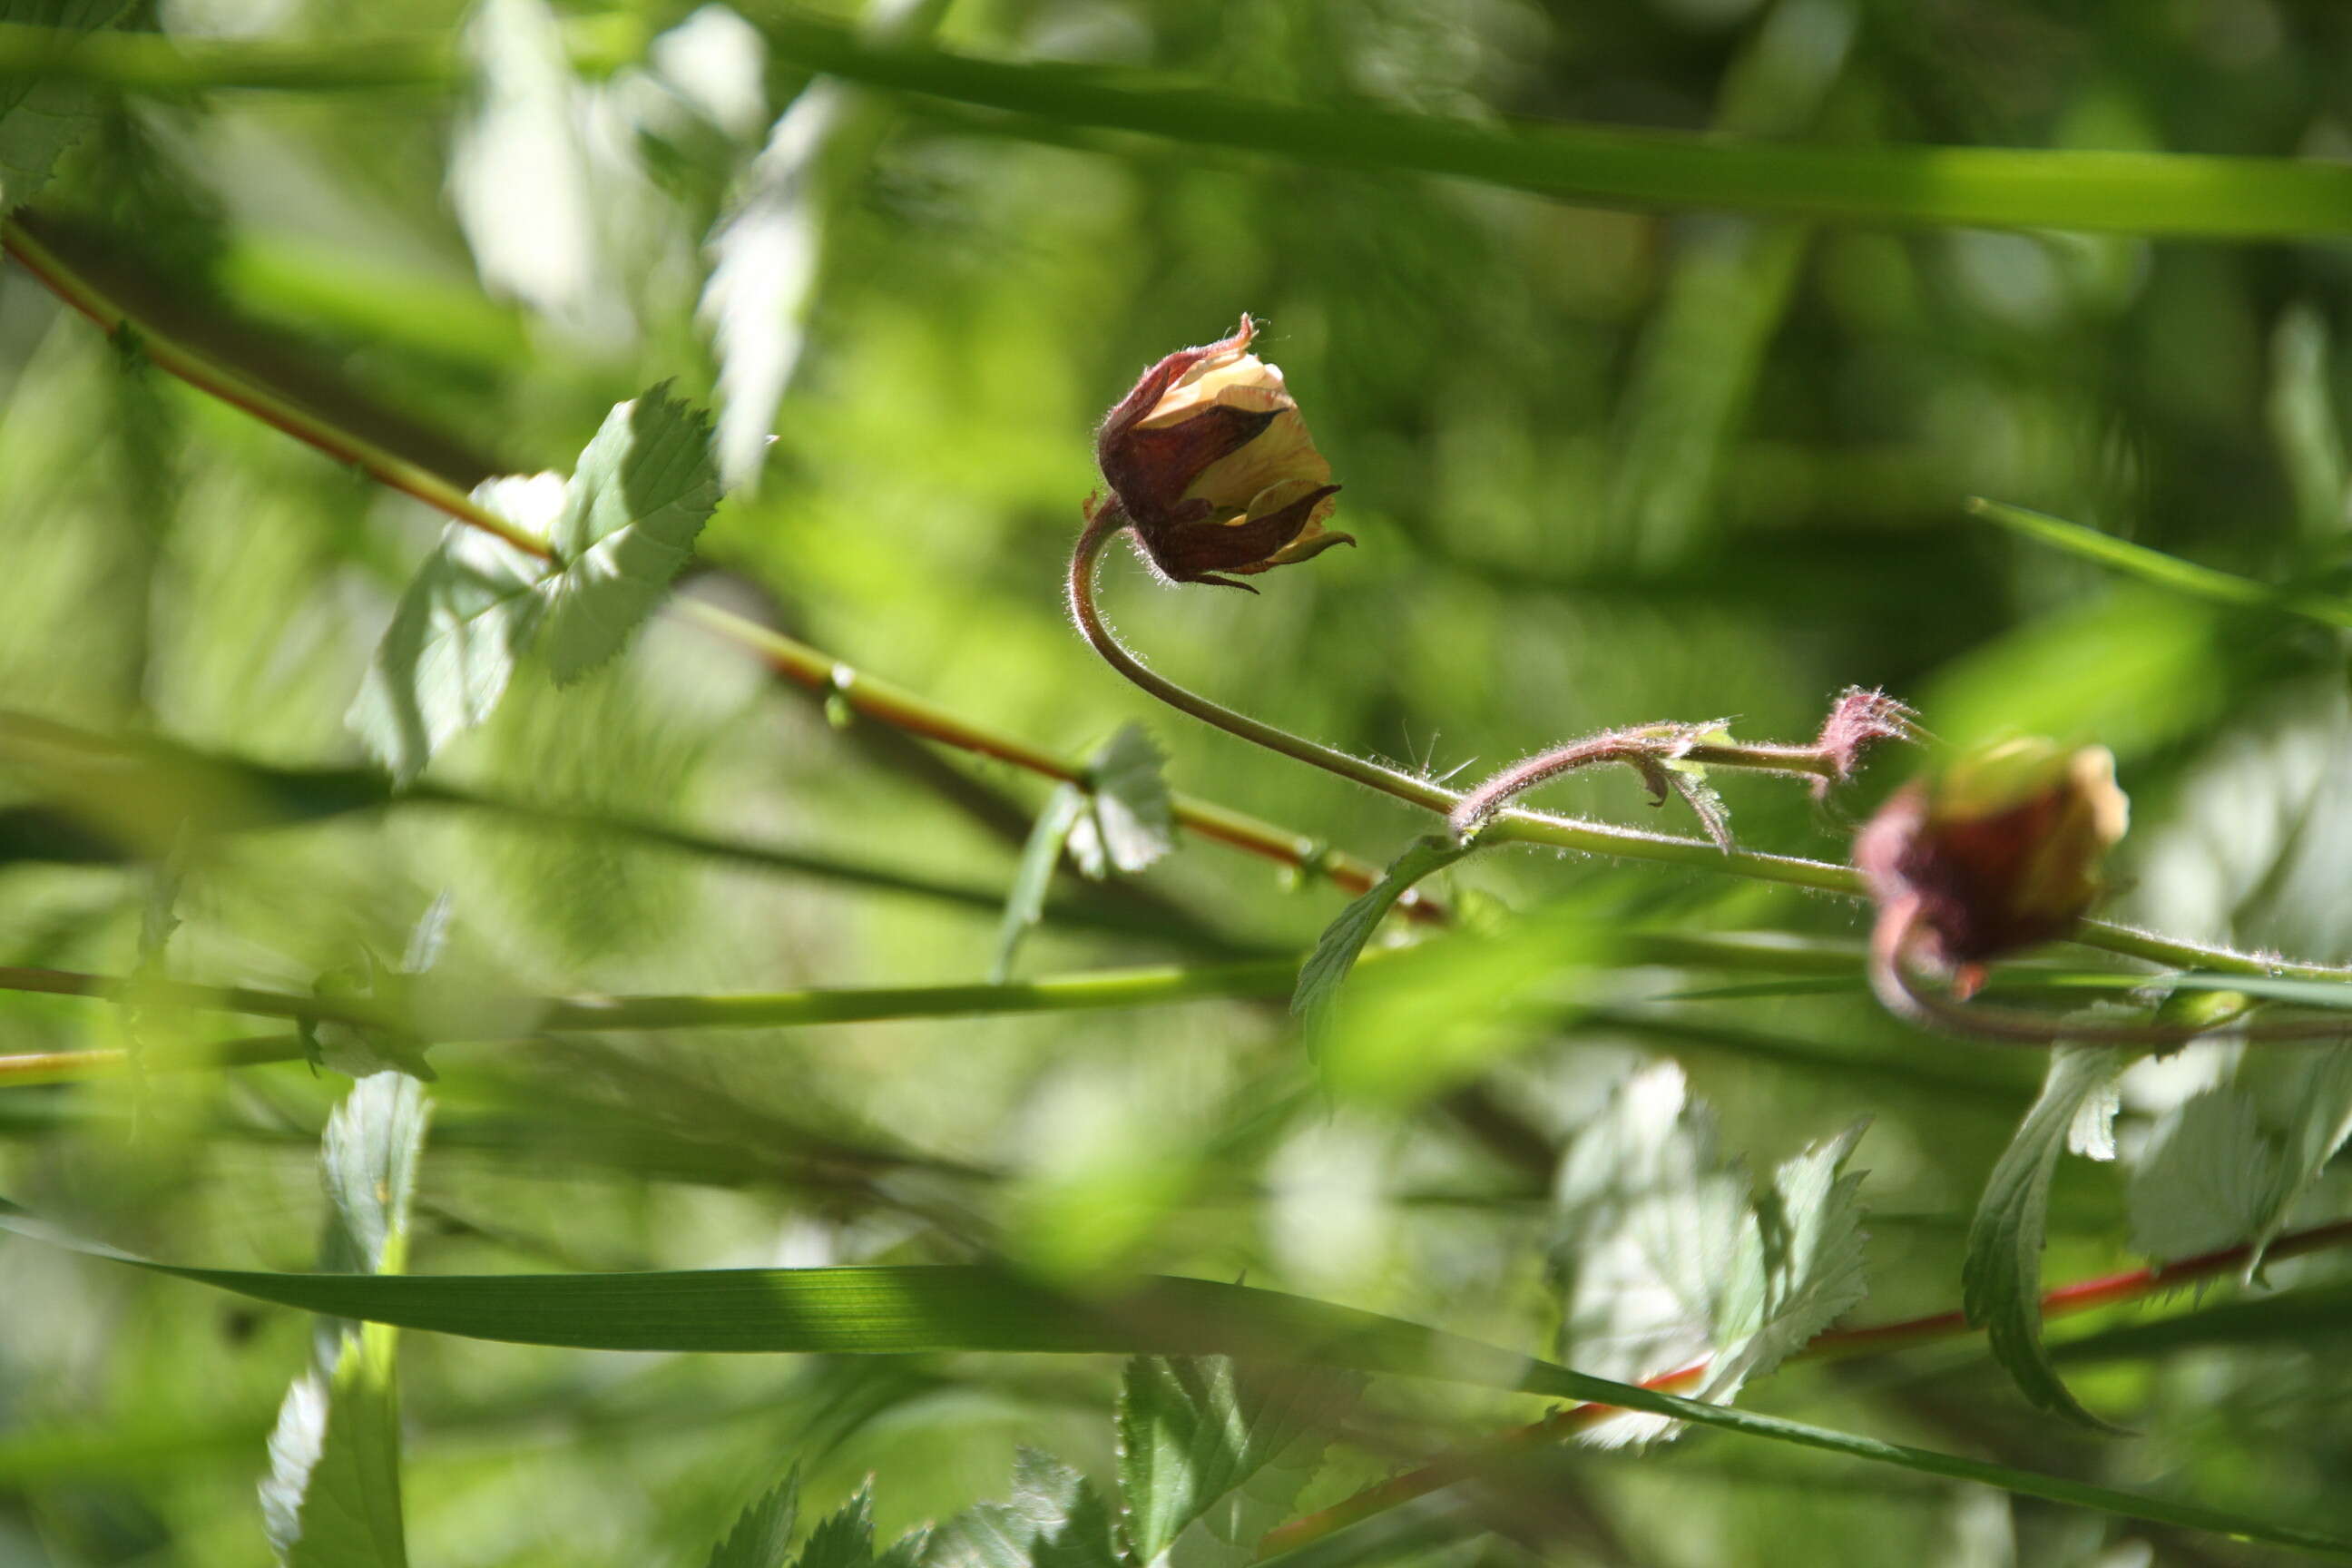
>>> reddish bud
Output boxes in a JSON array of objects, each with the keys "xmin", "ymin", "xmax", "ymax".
[
  {"xmin": 1091, "ymin": 316, "xmax": 1351, "ymax": 590},
  {"xmin": 1855, "ymin": 740, "xmax": 2130, "ymax": 970}
]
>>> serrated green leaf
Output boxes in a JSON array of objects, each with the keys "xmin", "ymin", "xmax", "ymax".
[
  {"xmin": 260, "ymin": 1333, "xmax": 407, "ymax": 1568},
  {"xmin": 0, "ymin": 0, "xmax": 130, "ymax": 218},
  {"xmin": 2126, "ymin": 1088, "xmax": 2278, "ymax": 1265},
  {"xmin": 536, "ymin": 385, "xmax": 723, "ymax": 681},
  {"xmin": 1067, "ymin": 724, "xmax": 1173, "ymax": 878},
  {"xmin": 2249, "ymin": 1044, "xmax": 2352, "ymax": 1273},
  {"xmin": 260, "ymin": 1074, "xmax": 428, "ymax": 1568},
  {"xmin": 993, "ymin": 784, "xmax": 1085, "ymax": 985},
  {"xmin": 345, "ymin": 521, "xmax": 546, "ymax": 785},
  {"xmin": 924, "ymin": 1450, "xmax": 1119, "ymax": 1568},
  {"xmin": 319, "ymin": 1072, "xmax": 430, "ymax": 1279},
  {"xmin": 1290, "ymin": 836, "xmax": 1467, "ymax": 1039},
  {"xmin": 799, "ymin": 1483, "xmax": 902, "ymax": 1568},
  {"xmin": 1964, "ymin": 1044, "xmax": 2130, "ymax": 1430},
  {"xmin": 1549, "ymin": 1063, "xmax": 1868, "ymax": 1446},
  {"xmin": 707, "ymin": 1471, "xmax": 798, "ymax": 1568},
  {"xmin": 2131, "ymin": 1033, "xmax": 2352, "ymax": 1279},
  {"xmin": 348, "ymin": 389, "xmax": 720, "ymax": 779},
  {"xmin": 1117, "ymin": 1357, "xmax": 1362, "ymax": 1568},
  {"xmin": 1700, "ymin": 1122, "xmax": 1870, "ymax": 1405}
]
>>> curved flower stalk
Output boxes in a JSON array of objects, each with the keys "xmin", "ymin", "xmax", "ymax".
[{"xmin": 1072, "ymin": 318, "xmax": 1917, "ymax": 854}]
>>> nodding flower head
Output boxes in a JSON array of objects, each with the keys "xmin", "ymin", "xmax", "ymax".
[
  {"xmin": 1089, "ymin": 316, "xmax": 1350, "ymax": 591},
  {"xmin": 1855, "ymin": 739, "xmax": 2131, "ymax": 970}
]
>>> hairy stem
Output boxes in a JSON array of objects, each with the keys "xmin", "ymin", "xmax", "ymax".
[{"xmin": 1068, "ymin": 513, "xmax": 1455, "ymax": 813}]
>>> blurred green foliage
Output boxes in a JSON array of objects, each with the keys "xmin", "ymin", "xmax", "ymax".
[{"xmin": 4, "ymin": 0, "xmax": 2352, "ymax": 1563}]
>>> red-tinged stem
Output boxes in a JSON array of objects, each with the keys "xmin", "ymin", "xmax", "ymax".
[
  {"xmin": 1257, "ymin": 1213, "xmax": 2352, "ymax": 1560},
  {"xmin": 1258, "ymin": 1362, "xmax": 1710, "ymax": 1556},
  {"xmin": 0, "ymin": 217, "xmax": 1424, "ymax": 919}
]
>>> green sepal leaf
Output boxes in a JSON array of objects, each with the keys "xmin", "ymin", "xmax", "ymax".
[
  {"xmin": 1964, "ymin": 1044, "xmax": 2131, "ymax": 1431},
  {"xmin": 1290, "ymin": 836, "xmax": 1467, "ymax": 1040},
  {"xmin": 993, "ymin": 784, "xmax": 1086, "ymax": 984},
  {"xmin": 707, "ymin": 1470, "xmax": 798, "ymax": 1568},
  {"xmin": 924, "ymin": 1450, "xmax": 1119, "ymax": 1568},
  {"xmin": 1067, "ymin": 724, "xmax": 1173, "ymax": 878},
  {"xmin": 1116, "ymin": 1357, "xmax": 1363, "ymax": 1568},
  {"xmin": 536, "ymin": 384, "xmax": 723, "ymax": 681}
]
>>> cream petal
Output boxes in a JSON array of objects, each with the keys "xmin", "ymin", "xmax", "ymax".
[
  {"xmin": 1137, "ymin": 354, "xmax": 1293, "ymax": 428},
  {"xmin": 1181, "ymin": 407, "xmax": 1332, "ymax": 514}
]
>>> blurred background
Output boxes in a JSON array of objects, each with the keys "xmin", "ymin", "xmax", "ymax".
[{"xmin": 3, "ymin": 0, "xmax": 2352, "ymax": 1563}]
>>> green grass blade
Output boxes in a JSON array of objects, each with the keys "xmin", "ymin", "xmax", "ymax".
[
  {"xmin": 1970, "ymin": 498, "xmax": 2352, "ymax": 631},
  {"xmin": 5, "ymin": 1214, "xmax": 2352, "ymax": 1559},
  {"xmin": 748, "ymin": 12, "xmax": 2352, "ymax": 240}
]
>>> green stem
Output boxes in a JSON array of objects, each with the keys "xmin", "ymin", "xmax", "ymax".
[
  {"xmin": 0, "ymin": 15, "xmax": 640, "ymax": 90},
  {"xmin": 0, "ymin": 216, "xmax": 1414, "ymax": 916},
  {"xmin": 7, "ymin": 216, "xmax": 2344, "ymax": 986},
  {"xmin": 1067, "ymin": 515, "xmax": 1455, "ymax": 813}
]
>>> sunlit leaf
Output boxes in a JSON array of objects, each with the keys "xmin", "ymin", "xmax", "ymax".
[
  {"xmin": 450, "ymin": 0, "xmax": 603, "ymax": 328},
  {"xmin": 2249, "ymin": 1045, "xmax": 2352, "ymax": 1273},
  {"xmin": 924, "ymin": 1450, "xmax": 1118, "ymax": 1568},
  {"xmin": 318, "ymin": 1072, "xmax": 430, "ymax": 1279},
  {"xmin": 534, "ymin": 385, "xmax": 723, "ymax": 681},
  {"xmin": 1965, "ymin": 1044, "xmax": 2130, "ymax": 1429},
  {"xmin": 2124, "ymin": 1045, "xmax": 2352, "ymax": 1277},
  {"xmin": 348, "ymin": 389, "xmax": 719, "ymax": 779},
  {"xmin": 260, "ymin": 1337, "xmax": 407, "ymax": 1568},
  {"xmin": 260, "ymin": 1073, "xmax": 429, "ymax": 1568},
  {"xmin": 1549, "ymin": 1063, "xmax": 1869, "ymax": 1446},
  {"xmin": 707, "ymin": 1471, "xmax": 798, "ymax": 1568},
  {"xmin": 1117, "ymin": 1357, "xmax": 1362, "ymax": 1568},
  {"xmin": 699, "ymin": 0, "xmax": 949, "ymax": 489},
  {"xmin": 802, "ymin": 1483, "xmax": 923, "ymax": 1568},
  {"xmin": 1066, "ymin": 723, "xmax": 1173, "ymax": 879},
  {"xmin": 345, "ymin": 522, "xmax": 546, "ymax": 785}
]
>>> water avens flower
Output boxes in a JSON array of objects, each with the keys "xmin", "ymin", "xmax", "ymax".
[
  {"xmin": 1856, "ymin": 739, "xmax": 2130, "ymax": 975},
  {"xmin": 1089, "ymin": 316, "xmax": 1349, "ymax": 590}
]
